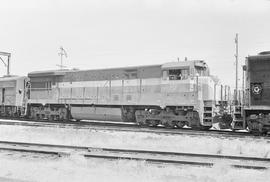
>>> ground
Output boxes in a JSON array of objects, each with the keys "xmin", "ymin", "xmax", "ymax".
[{"xmin": 0, "ymin": 120, "xmax": 269, "ymax": 181}]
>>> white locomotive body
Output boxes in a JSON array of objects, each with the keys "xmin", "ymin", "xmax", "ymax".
[
  {"xmin": 27, "ymin": 60, "xmax": 221, "ymax": 129},
  {"xmin": 0, "ymin": 76, "xmax": 28, "ymax": 117}
]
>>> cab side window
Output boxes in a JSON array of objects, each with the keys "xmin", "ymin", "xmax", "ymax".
[
  {"xmin": 162, "ymin": 71, "xmax": 168, "ymax": 80},
  {"xmin": 168, "ymin": 69, "xmax": 189, "ymax": 80}
]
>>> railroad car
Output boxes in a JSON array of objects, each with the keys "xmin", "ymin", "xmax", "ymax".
[
  {"xmin": 241, "ymin": 51, "xmax": 270, "ymax": 133},
  {"xmin": 26, "ymin": 60, "xmax": 228, "ymax": 129},
  {"xmin": 0, "ymin": 76, "xmax": 28, "ymax": 117}
]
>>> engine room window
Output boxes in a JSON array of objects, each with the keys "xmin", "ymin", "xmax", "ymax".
[
  {"xmin": 31, "ymin": 82, "xmax": 46, "ymax": 89},
  {"xmin": 31, "ymin": 81, "xmax": 52, "ymax": 90},
  {"xmin": 168, "ymin": 69, "xmax": 189, "ymax": 80}
]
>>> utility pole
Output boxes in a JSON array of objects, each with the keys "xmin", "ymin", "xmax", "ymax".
[
  {"xmin": 235, "ymin": 33, "xmax": 239, "ymax": 104},
  {"xmin": 0, "ymin": 51, "xmax": 11, "ymax": 76},
  {"xmin": 242, "ymin": 65, "xmax": 245, "ymax": 106},
  {"xmin": 57, "ymin": 46, "xmax": 67, "ymax": 70}
]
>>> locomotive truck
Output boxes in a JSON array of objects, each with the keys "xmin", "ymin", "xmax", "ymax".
[{"xmin": 0, "ymin": 60, "xmax": 229, "ymax": 130}]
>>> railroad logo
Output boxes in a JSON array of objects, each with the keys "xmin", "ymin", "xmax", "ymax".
[{"xmin": 251, "ymin": 84, "xmax": 263, "ymax": 95}]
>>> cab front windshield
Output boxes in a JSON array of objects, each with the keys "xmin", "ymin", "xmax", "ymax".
[{"xmin": 195, "ymin": 66, "xmax": 209, "ymax": 76}]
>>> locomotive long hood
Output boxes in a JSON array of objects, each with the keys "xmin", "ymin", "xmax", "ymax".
[{"xmin": 28, "ymin": 70, "xmax": 67, "ymax": 77}]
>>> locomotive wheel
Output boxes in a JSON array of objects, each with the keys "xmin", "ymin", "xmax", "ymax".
[
  {"xmin": 35, "ymin": 114, "xmax": 40, "ymax": 120},
  {"xmin": 139, "ymin": 122, "xmax": 147, "ymax": 127},
  {"xmin": 176, "ymin": 121, "xmax": 186, "ymax": 128},
  {"xmin": 147, "ymin": 120, "xmax": 159, "ymax": 127},
  {"xmin": 247, "ymin": 128, "xmax": 261, "ymax": 135},
  {"xmin": 49, "ymin": 115, "xmax": 54, "ymax": 121},
  {"xmin": 247, "ymin": 121, "xmax": 267, "ymax": 135},
  {"xmin": 247, "ymin": 120, "xmax": 260, "ymax": 133},
  {"xmin": 200, "ymin": 126, "xmax": 211, "ymax": 130},
  {"xmin": 137, "ymin": 118, "xmax": 147, "ymax": 126},
  {"xmin": 164, "ymin": 120, "xmax": 176, "ymax": 129}
]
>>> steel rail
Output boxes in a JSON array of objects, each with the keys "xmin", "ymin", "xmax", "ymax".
[
  {"xmin": 84, "ymin": 155, "xmax": 267, "ymax": 170},
  {"xmin": 0, "ymin": 118, "xmax": 268, "ymax": 140},
  {"xmin": 0, "ymin": 140, "xmax": 269, "ymax": 170}
]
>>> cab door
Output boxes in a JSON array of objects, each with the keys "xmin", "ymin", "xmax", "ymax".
[{"xmin": 2, "ymin": 88, "xmax": 5, "ymax": 104}]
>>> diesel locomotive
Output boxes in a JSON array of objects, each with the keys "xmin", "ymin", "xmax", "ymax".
[
  {"xmin": 0, "ymin": 60, "xmax": 229, "ymax": 130},
  {"xmin": 0, "ymin": 76, "xmax": 28, "ymax": 117},
  {"xmin": 239, "ymin": 51, "xmax": 270, "ymax": 133}
]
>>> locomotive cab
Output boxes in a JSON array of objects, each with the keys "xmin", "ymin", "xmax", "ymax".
[
  {"xmin": 162, "ymin": 60, "xmax": 210, "ymax": 81},
  {"xmin": 161, "ymin": 61, "xmax": 215, "ymax": 129}
]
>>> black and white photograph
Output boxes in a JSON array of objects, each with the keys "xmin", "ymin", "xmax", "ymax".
[{"xmin": 0, "ymin": 0, "xmax": 270, "ymax": 181}]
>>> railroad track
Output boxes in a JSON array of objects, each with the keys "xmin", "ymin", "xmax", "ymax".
[
  {"xmin": 0, "ymin": 118, "xmax": 268, "ymax": 140},
  {"xmin": 0, "ymin": 140, "xmax": 269, "ymax": 170}
]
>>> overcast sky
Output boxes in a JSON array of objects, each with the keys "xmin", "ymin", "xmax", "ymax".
[{"xmin": 0, "ymin": 0, "xmax": 270, "ymax": 87}]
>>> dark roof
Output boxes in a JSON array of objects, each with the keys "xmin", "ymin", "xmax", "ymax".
[{"xmin": 248, "ymin": 54, "xmax": 270, "ymax": 61}]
